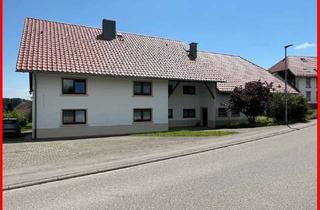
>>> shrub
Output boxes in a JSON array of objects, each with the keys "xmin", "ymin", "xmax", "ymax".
[
  {"xmin": 267, "ymin": 93, "xmax": 308, "ymax": 122},
  {"xmin": 306, "ymin": 109, "xmax": 317, "ymax": 120},
  {"xmin": 229, "ymin": 81, "xmax": 273, "ymax": 124},
  {"xmin": 4, "ymin": 111, "xmax": 28, "ymax": 127}
]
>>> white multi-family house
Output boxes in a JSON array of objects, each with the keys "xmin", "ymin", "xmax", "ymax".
[
  {"xmin": 269, "ymin": 56, "xmax": 317, "ymax": 108},
  {"xmin": 16, "ymin": 18, "xmax": 296, "ymax": 139}
]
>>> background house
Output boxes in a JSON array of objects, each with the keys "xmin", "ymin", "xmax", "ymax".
[{"xmin": 269, "ymin": 56, "xmax": 317, "ymax": 108}]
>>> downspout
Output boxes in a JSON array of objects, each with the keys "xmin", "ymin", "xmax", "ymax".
[{"xmin": 34, "ymin": 73, "xmax": 37, "ymax": 139}]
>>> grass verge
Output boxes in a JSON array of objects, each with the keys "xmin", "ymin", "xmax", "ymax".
[
  {"xmin": 22, "ymin": 122, "xmax": 32, "ymax": 132},
  {"xmin": 138, "ymin": 130, "xmax": 238, "ymax": 137}
]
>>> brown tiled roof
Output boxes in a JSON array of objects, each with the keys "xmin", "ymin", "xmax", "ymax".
[
  {"xmin": 268, "ymin": 56, "xmax": 317, "ymax": 77},
  {"xmin": 14, "ymin": 101, "xmax": 32, "ymax": 116},
  {"xmin": 17, "ymin": 18, "xmax": 296, "ymax": 93},
  {"xmin": 17, "ymin": 18, "xmax": 226, "ymax": 82},
  {"xmin": 201, "ymin": 53, "xmax": 297, "ymax": 93}
]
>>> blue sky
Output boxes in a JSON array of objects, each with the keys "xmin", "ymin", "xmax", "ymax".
[{"xmin": 4, "ymin": 0, "xmax": 316, "ymax": 99}]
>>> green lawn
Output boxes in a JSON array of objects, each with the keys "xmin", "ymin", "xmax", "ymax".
[
  {"xmin": 22, "ymin": 122, "xmax": 32, "ymax": 132},
  {"xmin": 139, "ymin": 130, "xmax": 238, "ymax": 137}
]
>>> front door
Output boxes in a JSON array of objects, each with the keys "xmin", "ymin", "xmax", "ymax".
[{"xmin": 202, "ymin": 108, "xmax": 208, "ymax": 127}]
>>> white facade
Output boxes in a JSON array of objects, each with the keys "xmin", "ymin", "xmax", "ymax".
[
  {"xmin": 32, "ymin": 73, "xmax": 168, "ymax": 138},
  {"xmin": 295, "ymin": 77, "xmax": 317, "ymax": 105},
  {"xmin": 31, "ymin": 73, "xmax": 248, "ymax": 139},
  {"xmin": 168, "ymin": 81, "xmax": 247, "ymax": 128}
]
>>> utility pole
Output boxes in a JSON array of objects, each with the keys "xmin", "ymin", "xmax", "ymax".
[{"xmin": 284, "ymin": 44, "xmax": 293, "ymax": 125}]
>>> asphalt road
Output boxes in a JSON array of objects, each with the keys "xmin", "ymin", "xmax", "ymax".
[{"xmin": 4, "ymin": 125, "xmax": 316, "ymax": 210}]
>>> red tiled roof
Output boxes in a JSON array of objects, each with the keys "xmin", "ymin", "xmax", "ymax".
[
  {"xmin": 17, "ymin": 18, "xmax": 226, "ymax": 82},
  {"xmin": 268, "ymin": 56, "xmax": 317, "ymax": 77},
  {"xmin": 17, "ymin": 18, "xmax": 296, "ymax": 93},
  {"xmin": 202, "ymin": 53, "xmax": 296, "ymax": 93}
]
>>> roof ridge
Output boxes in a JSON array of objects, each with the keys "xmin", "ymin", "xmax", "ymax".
[
  {"xmin": 25, "ymin": 17, "xmax": 102, "ymax": 30},
  {"xmin": 268, "ymin": 59, "xmax": 284, "ymax": 71},
  {"xmin": 287, "ymin": 55, "xmax": 317, "ymax": 58},
  {"xmin": 237, "ymin": 56, "xmax": 267, "ymax": 71},
  {"xmin": 199, "ymin": 50, "xmax": 240, "ymax": 57},
  {"xmin": 119, "ymin": 31, "xmax": 184, "ymax": 43},
  {"xmin": 25, "ymin": 17, "xmax": 185, "ymax": 44}
]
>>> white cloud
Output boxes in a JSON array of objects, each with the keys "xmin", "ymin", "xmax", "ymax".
[{"xmin": 294, "ymin": 42, "xmax": 316, "ymax": 50}]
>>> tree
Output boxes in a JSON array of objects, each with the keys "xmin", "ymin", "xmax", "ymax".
[
  {"xmin": 267, "ymin": 93, "xmax": 307, "ymax": 122},
  {"xmin": 4, "ymin": 110, "xmax": 28, "ymax": 127},
  {"xmin": 229, "ymin": 81, "xmax": 273, "ymax": 124}
]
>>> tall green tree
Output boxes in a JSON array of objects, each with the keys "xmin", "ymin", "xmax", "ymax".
[{"xmin": 229, "ymin": 81, "xmax": 273, "ymax": 124}]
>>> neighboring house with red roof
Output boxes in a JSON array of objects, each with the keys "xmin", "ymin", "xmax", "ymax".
[
  {"xmin": 14, "ymin": 101, "xmax": 32, "ymax": 120},
  {"xmin": 17, "ymin": 18, "xmax": 296, "ymax": 139},
  {"xmin": 269, "ymin": 56, "xmax": 317, "ymax": 107}
]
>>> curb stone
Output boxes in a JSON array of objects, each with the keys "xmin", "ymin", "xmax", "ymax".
[{"xmin": 3, "ymin": 121, "xmax": 316, "ymax": 191}]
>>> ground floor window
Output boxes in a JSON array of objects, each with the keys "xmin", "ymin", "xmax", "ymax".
[
  {"xmin": 231, "ymin": 109, "xmax": 240, "ymax": 117},
  {"xmin": 218, "ymin": 108, "xmax": 228, "ymax": 117},
  {"xmin": 168, "ymin": 109, "xmax": 173, "ymax": 119},
  {"xmin": 183, "ymin": 109, "xmax": 196, "ymax": 118},
  {"xmin": 62, "ymin": 109, "xmax": 86, "ymax": 124},
  {"xmin": 134, "ymin": 109, "xmax": 152, "ymax": 122}
]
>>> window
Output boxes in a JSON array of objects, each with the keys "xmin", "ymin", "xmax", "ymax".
[
  {"xmin": 134, "ymin": 82, "xmax": 152, "ymax": 95},
  {"xmin": 62, "ymin": 79, "xmax": 86, "ymax": 94},
  {"xmin": 62, "ymin": 110, "xmax": 86, "ymax": 124},
  {"xmin": 168, "ymin": 85, "xmax": 173, "ymax": 95},
  {"xmin": 306, "ymin": 91, "xmax": 311, "ymax": 101},
  {"xmin": 306, "ymin": 78, "xmax": 311, "ymax": 88},
  {"xmin": 183, "ymin": 86, "xmax": 196, "ymax": 95},
  {"xmin": 133, "ymin": 109, "xmax": 152, "ymax": 122},
  {"xmin": 218, "ymin": 108, "xmax": 228, "ymax": 117},
  {"xmin": 183, "ymin": 109, "xmax": 196, "ymax": 118},
  {"xmin": 168, "ymin": 109, "xmax": 173, "ymax": 119},
  {"xmin": 231, "ymin": 109, "xmax": 240, "ymax": 117}
]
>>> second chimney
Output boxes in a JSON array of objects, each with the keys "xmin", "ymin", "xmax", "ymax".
[
  {"xmin": 102, "ymin": 19, "xmax": 116, "ymax": 41},
  {"xmin": 189, "ymin": 42, "xmax": 197, "ymax": 60}
]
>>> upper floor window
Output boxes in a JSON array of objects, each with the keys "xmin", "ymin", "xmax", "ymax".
[
  {"xmin": 306, "ymin": 78, "xmax": 311, "ymax": 88},
  {"xmin": 62, "ymin": 79, "xmax": 86, "ymax": 94},
  {"xmin": 183, "ymin": 86, "xmax": 195, "ymax": 95},
  {"xmin": 168, "ymin": 85, "xmax": 173, "ymax": 95},
  {"xmin": 306, "ymin": 91, "xmax": 311, "ymax": 101},
  {"xmin": 134, "ymin": 82, "xmax": 152, "ymax": 96}
]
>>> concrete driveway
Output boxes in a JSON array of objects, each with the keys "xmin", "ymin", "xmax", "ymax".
[
  {"xmin": 4, "ymin": 123, "xmax": 316, "ymax": 209},
  {"xmin": 3, "ymin": 121, "xmax": 316, "ymax": 189}
]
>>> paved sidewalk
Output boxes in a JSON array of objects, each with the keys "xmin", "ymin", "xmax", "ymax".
[{"xmin": 3, "ymin": 120, "xmax": 316, "ymax": 190}]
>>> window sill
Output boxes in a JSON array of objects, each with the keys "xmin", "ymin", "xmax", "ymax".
[
  {"xmin": 60, "ymin": 94, "xmax": 88, "ymax": 97},
  {"xmin": 132, "ymin": 121, "xmax": 153, "ymax": 124},
  {"xmin": 60, "ymin": 124, "xmax": 88, "ymax": 127},
  {"xmin": 132, "ymin": 95, "xmax": 153, "ymax": 97}
]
